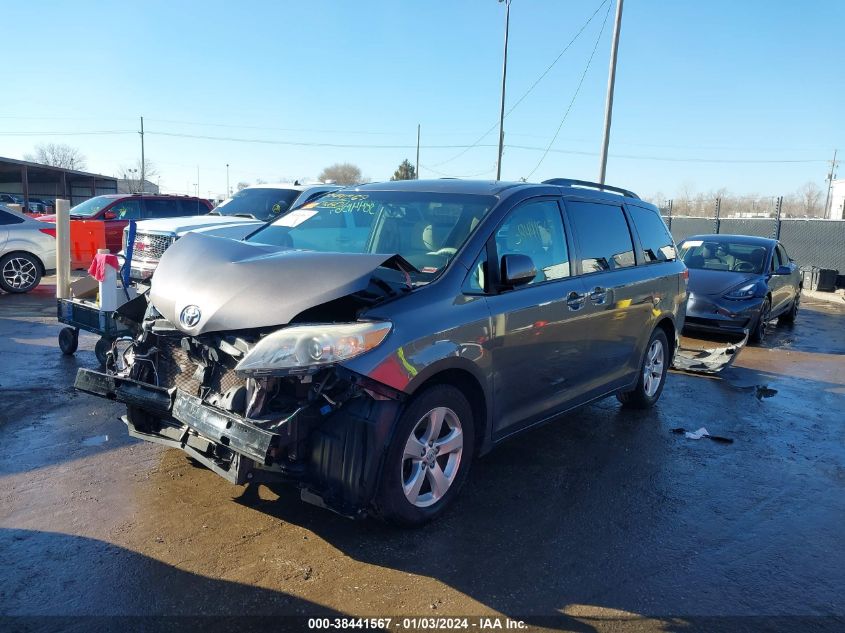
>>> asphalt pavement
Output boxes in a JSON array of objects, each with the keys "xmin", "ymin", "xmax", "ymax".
[{"xmin": 1, "ymin": 281, "xmax": 843, "ymax": 632}]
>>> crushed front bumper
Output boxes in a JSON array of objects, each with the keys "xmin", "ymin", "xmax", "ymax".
[
  {"xmin": 683, "ymin": 293, "xmax": 763, "ymax": 334},
  {"xmin": 74, "ymin": 367, "xmax": 402, "ymax": 515},
  {"xmin": 75, "ymin": 368, "xmax": 279, "ymax": 482}
]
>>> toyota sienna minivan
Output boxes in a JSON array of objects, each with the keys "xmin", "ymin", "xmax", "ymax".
[{"xmin": 75, "ymin": 178, "xmax": 687, "ymax": 525}]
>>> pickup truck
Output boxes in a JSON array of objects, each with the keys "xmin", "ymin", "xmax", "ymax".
[{"xmin": 121, "ymin": 183, "xmax": 341, "ymax": 281}]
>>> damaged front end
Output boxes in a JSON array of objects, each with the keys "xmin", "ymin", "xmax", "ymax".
[{"xmin": 74, "ymin": 235, "xmax": 416, "ymax": 517}]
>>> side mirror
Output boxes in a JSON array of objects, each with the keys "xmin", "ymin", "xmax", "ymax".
[
  {"xmin": 103, "ymin": 210, "xmax": 117, "ymax": 220},
  {"xmin": 500, "ymin": 253, "xmax": 536, "ymax": 288},
  {"xmin": 775, "ymin": 265, "xmax": 792, "ymax": 275}
]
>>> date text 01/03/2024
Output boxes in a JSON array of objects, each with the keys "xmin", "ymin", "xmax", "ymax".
[{"xmin": 307, "ymin": 617, "xmax": 528, "ymax": 630}]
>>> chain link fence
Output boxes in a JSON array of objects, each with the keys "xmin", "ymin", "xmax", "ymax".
[{"xmin": 660, "ymin": 214, "xmax": 845, "ymax": 273}]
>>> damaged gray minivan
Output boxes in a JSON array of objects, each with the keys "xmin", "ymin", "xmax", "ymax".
[{"xmin": 75, "ymin": 178, "xmax": 687, "ymax": 525}]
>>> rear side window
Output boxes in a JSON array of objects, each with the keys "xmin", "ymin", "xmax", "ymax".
[
  {"xmin": 628, "ymin": 205, "xmax": 676, "ymax": 263},
  {"xmin": 0, "ymin": 209, "xmax": 25, "ymax": 225},
  {"xmin": 144, "ymin": 199, "xmax": 182, "ymax": 218},
  {"xmin": 180, "ymin": 199, "xmax": 208, "ymax": 216},
  {"xmin": 565, "ymin": 201, "xmax": 635, "ymax": 273},
  {"xmin": 777, "ymin": 244, "xmax": 789, "ymax": 265}
]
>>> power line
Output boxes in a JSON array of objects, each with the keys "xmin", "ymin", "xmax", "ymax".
[
  {"xmin": 146, "ymin": 117, "xmax": 401, "ymax": 136},
  {"xmin": 420, "ymin": 163, "xmax": 497, "ymax": 178},
  {"xmin": 524, "ymin": 0, "xmax": 613, "ymax": 180},
  {"xmin": 428, "ymin": 0, "xmax": 611, "ymax": 170},
  {"xmin": 0, "ymin": 130, "xmax": 133, "ymax": 136},
  {"xmin": 146, "ymin": 130, "xmax": 497, "ymax": 149}
]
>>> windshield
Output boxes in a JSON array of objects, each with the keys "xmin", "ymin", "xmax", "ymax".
[
  {"xmin": 212, "ymin": 187, "xmax": 301, "ymax": 221},
  {"xmin": 246, "ymin": 191, "xmax": 496, "ymax": 276},
  {"xmin": 69, "ymin": 195, "xmax": 113, "ymax": 218},
  {"xmin": 679, "ymin": 239, "xmax": 769, "ymax": 274}
]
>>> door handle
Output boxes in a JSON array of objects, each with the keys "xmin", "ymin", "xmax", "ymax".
[
  {"xmin": 566, "ymin": 291, "xmax": 586, "ymax": 311},
  {"xmin": 589, "ymin": 286, "xmax": 608, "ymax": 305}
]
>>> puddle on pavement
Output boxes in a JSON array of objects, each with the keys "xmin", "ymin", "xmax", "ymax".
[{"xmin": 81, "ymin": 434, "xmax": 109, "ymax": 447}]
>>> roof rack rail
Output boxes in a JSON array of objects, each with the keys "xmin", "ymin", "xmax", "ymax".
[{"xmin": 541, "ymin": 178, "xmax": 639, "ymax": 200}]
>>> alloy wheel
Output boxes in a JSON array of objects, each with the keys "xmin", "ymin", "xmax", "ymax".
[
  {"xmin": 757, "ymin": 301, "xmax": 770, "ymax": 342},
  {"xmin": 2, "ymin": 257, "xmax": 38, "ymax": 291},
  {"xmin": 642, "ymin": 339, "xmax": 665, "ymax": 398},
  {"xmin": 401, "ymin": 406, "xmax": 464, "ymax": 508}
]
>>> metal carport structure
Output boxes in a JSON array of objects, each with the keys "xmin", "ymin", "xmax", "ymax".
[{"xmin": 0, "ymin": 156, "xmax": 118, "ymax": 208}]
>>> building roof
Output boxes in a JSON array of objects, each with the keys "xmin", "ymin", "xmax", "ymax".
[{"xmin": 0, "ymin": 155, "xmax": 116, "ymax": 180}]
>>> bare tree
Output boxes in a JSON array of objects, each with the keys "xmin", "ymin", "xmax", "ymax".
[
  {"xmin": 24, "ymin": 143, "xmax": 86, "ymax": 170},
  {"xmin": 118, "ymin": 159, "xmax": 159, "ymax": 193},
  {"xmin": 798, "ymin": 181, "xmax": 823, "ymax": 217},
  {"xmin": 318, "ymin": 163, "xmax": 362, "ymax": 185},
  {"xmin": 236, "ymin": 181, "xmax": 250, "ymax": 191}
]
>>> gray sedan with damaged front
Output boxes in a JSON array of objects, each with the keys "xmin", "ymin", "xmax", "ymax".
[{"xmin": 75, "ymin": 179, "xmax": 687, "ymax": 525}]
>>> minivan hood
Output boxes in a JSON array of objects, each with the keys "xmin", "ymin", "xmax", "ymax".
[
  {"xmin": 688, "ymin": 268, "xmax": 759, "ymax": 296},
  {"xmin": 150, "ymin": 232, "xmax": 394, "ymax": 335}
]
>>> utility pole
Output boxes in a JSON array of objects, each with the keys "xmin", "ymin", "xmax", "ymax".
[
  {"xmin": 598, "ymin": 0, "xmax": 624, "ymax": 185},
  {"xmin": 823, "ymin": 149, "xmax": 838, "ymax": 219},
  {"xmin": 415, "ymin": 124, "xmax": 421, "ymax": 180},
  {"xmin": 496, "ymin": 0, "xmax": 511, "ymax": 181},
  {"xmin": 226, "ymin": 163, "xmax": 230, "ymax": 196},
  {"xmin": 196, "ymin": 166, "xmax": 200, "ymax": 198},
  {"xmin": 140, "ymin": 116, "xmax": 145, "ymax": 191}
]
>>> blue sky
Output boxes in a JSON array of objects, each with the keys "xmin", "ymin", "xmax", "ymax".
[{"xmin": 2, "ymin": 0, "xmax": 842, "ymax": 199}]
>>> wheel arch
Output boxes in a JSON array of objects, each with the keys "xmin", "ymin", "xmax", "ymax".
[
  {"xmin": 1, "ymin": 249, "xmax": 47, "ymax": 275},
  {"xmin": 406, "ymin": 361, "xmax": 491, "ymax": 457},
  {"xmin": 654, "ymin": 315, "xmax": 677, "ymax": 355}
]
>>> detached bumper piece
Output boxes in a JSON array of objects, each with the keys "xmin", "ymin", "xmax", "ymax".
[
  {"xmin": 672, "ymin": 330, "xmax": 749, "ymax": 374},
  {"xmin": 74, "ymin": 368, "xmax": 279, "ymax": 484}
]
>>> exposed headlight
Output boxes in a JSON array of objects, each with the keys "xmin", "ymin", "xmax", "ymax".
[
  {"xmin": 723, "ymin": 282, "xmax": 758, "ymax": 300},
  {"xmin": 235, "ymin": 321, "xmax": 392, "ymax": 376}
]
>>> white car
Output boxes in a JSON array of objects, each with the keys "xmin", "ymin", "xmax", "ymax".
[
  {"xmin": 121, "ymin": 183, "xmax": 341, "ymax": 281},
  {"xmin": 0, "ymin": 204, "xmax": 56, "ymax": 293}
]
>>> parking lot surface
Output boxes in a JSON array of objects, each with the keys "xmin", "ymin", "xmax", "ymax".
[{"xmin": 1, "ymin": 281, "xmax": 844, "ymax": 631}]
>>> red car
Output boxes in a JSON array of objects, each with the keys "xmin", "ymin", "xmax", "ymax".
[{"xmin": 37, "ymin": 194, "xmax": 212, "ymax": 269}]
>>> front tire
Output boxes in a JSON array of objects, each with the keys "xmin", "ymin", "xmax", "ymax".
[
  {"xmin": 375, "ymin": 384, "xmax": 474, "ymax": 526},
  {"xmin": 749, "ymin": 298, "xmax": 771, "ymax": 344},
  {"xmin": 618, "ymin": 329, "xmax": 669, "ymax": 409},
  {"xmin": 778, "ymin": 292, "xmax": 799, "ymax": 325}
]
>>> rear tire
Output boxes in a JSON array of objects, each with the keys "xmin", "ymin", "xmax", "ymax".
[
  {"xmin": 617, "ymin": 329, "xmax": 669, "ymax": 409},
  {"xmin": 0, "ymin": 252, "xmax": 42, "ymax": 293},
  {"xmin": 374, "ymin": 384, "xmax": 474, "ymax": 527}
]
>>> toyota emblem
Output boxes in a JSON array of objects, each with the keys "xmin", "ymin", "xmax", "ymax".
[{"xmin": 180, "ymin": 305, "xmax": 202, "ymax": 328}]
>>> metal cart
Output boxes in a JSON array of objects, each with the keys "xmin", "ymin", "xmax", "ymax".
[{"xmin": 57, "ymin": 298, "xmax": 132, "ymax": 366}]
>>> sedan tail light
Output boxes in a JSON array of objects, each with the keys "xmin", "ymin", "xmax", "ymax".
[{"xmin": 39, "ymin": 227, "xmax": 56, "ymax": 238}]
